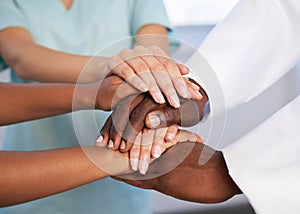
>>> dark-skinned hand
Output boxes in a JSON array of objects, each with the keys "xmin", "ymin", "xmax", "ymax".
[
  {"xmin": 113, "ymin": 142, "xmax": 242, "ymax": 203},
  {"xmin": 96, "ymin": 79, "xmax": 208, "ymax": 174}
]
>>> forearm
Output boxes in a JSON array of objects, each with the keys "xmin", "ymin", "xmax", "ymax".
[
  {"xmin": 0, "ymin": 28, "xmax": 107, "ymax": 83},
  {"xmin": 0, "ymin": 146, "xmax": 112, "ymax": 207},
  {"xmin": 0, "ymin": 83, "xmax": 97, "ymax": 125},
  {"xmin": 10, "ymin": 44, "xmax": 107, "ymax": 83},
  {"xmin": 136, "ymin": 24, "xmax": 170, "ymax": 54}
]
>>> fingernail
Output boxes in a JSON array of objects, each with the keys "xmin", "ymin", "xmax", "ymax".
[
  {"xmin": 120, "ymin": 140, "xmax": 126, "ymax": 150},
  {"xmin": 139, "ymin": 160, "xmax": 149, "ymax": 175},
  {"xmin": 96, "ymin": 135, "xmax": 103, "ymax": 144},
  {"xmin": 130, "ymin": 158, "xmax": 139, "ymax": 171},
  {"xmin": 154, "ymin": 91, "xmax": 165, "ymax": 104},
  {"xmin": 179, "ymin": 85, "xmax": 191, "ymax": 99},
  {"xmin": 199, "ymin": 136, "xmax": 205, "ymax": 142},
  {"xmin": 191, "ymin": 82, "xmax": 200, "ymax": 90},
  {"xmin": 95, "ymin": 142, "xmax": 103, "ymax": 147},
  {"xmin": 138, "ymin": 82, "xmax": 149, "ymax": 92},
  {"xmin": 182, "ymin": 66, "xmax": 189, "ymax": 74},
  {"xmin": 148, "ymin": 114, "xmax": 161, "ymax": 128},
  {"xmin": 108, "ymin": 140, "xmax": 114, "ymax": 148},
  {"xmin": 166, "ymin": 133, "xmax": 175, "ymax": 142},
  {"xmin": 152, "ymin": 145, "xmax": 162, "ymax": 158},
  {"xmin": 195, "ymin": 90, "xmax": 203, "ymax": 99},
  {"xmin": 171, "ymin": 95, "xmax": 180, "ymax": 108}
]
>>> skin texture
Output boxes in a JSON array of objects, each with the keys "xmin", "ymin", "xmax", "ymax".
[
  {"xmin": 0, "ymin": 76, "xmax": 137, "ymax": 125},
  {"xmin": 0, "ymin": 131, "xmax": 200, "ymax": 207},
  {"xmin": 98, "ymin": 79, "xmax": 208, "ymax": 173},
  {"xmin": 0, "ymin": 77, "xmax": 204, "ymax": 206},
  {"xmin": 0, "ymin": 1, "xmax": 239, "ymax": 207},
  {"xmin": 114, "ymin": 142, "xmax": 242, "ymax": 203},
  {"xmin": 0, "ymin": 146, "xmax": 129, "ymax": 207},
  {"xmin": 0, "ymin": 24, "xmax": 199, "ymax": 108}
]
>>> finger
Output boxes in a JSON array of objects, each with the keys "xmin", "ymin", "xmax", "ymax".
[
  {"xmin": 97, "ymin": 116, "xmax": 112, "ymax": 147},
  {"xmin": 184, "ymin": 78, "xmax": 203, "ymax": 100},
  {"xmin": 145, "ymin": 106, "xmax": 180, "ymax": 129},
  {"xmin": 146, "ymin": 96, "xmax": 207, "ymax": 129},
  {"xmin": 173, "ymin": 130, "xmax": 204, "ymax": 144},
  {"xmin": 108, "ymin": 53, "xmax": 148, "ymax": 92},
  {"xmin": 130, "ymin": 132, "xmax": 142, "ymax": 171},
  {"xmin": 176, "ymin": 63, "xmax": 190, "ymax": 75},
  {"xmin": 145, "ymin": 46, "xmax": 190, "ymax": 76},
  {"xmin": 164, "ymin": 124, "xmax": 179, "ymax": 142},
  {"xmin": 121, "ymin": 48, "xmax": 165, "ymax": 104},
  {"xmin": 121, "ymin": 96, "xmax": 161, "ymax": 153},
  {"xmin": 153, "ymin": 54, "xmax": 191, "ymax": 99},
  {"xmin": 139, "ymin": 129, "xmax": 155, "ymax": 175},
  {"xmin": 110, "ymin": 80, "xmax": 140, "ymax": 109},
  {"xmin": 140, "ymin": 55, "xmax": 180, "ymax": 108},
  {"xmin": 110, "ymin": 94, "xmax": 145, "ymax": 151},
  {"xmin": 162, "ymin": 130, "xmax": 201, "ymax": 151},
  {"xmin": 151, "ymin": 128, "xmax": 167, "ymax": 158},
  {"xmin": 95, "ymin": 134, "xmax": 106, "ymax": 147}
]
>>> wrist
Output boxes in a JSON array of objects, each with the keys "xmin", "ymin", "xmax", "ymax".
[
  {"xmin": 72, "ymin": 82, "xmax": 99, "ymax": 111},
  {"xmin": 84, "ymin": 146, "xmax": 132, "ymax": 176},
  {"xmin": 218, "ymin": 151, "xmax": 242, "ymax": 197},
  {"xmin": 79, "ymin": 56, "xmax": 109, "ymax": 82}
]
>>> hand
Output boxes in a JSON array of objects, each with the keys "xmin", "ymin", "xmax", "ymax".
[
  {"xmin": 97, "ymin": 127, "xmax": 203, "ymax": 175},
  {"xmin": 145, "ymin": 78, "xmax": 209, "ymax": 129},
  {"xmin": 75, "ymin": 75, "xmax": 139, "ymax": 111},
  {"xmin": 104, "ymin": 46, "xmax": 203, "ymax": 108},
  {"xmin": 98, "ymin": 78, "xmax": 208, "ymax": 152},
  {"xmin": 96, "ymin": 94, "xmax": 180, "ymax": 155},
  {"xmin": 113, "ymin": 142, "xmax": 242, "ymax": 203}
]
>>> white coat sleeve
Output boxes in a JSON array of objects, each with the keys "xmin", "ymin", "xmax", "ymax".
[
  {"xmin": 196, "ymin": 0, "xmax": 300, "ymax": 213},
  {"xmin": 223, "ymin": 96, "xmax": 300, "ymax": 213},
  {"xmin": 198, "ymin": 0, "xmax": 300, "ymax": 109}
]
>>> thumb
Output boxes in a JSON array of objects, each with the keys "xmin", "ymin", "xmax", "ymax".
[{"xmin": 145, "ymin": 106, "xmax": 180, "ymax": 129}]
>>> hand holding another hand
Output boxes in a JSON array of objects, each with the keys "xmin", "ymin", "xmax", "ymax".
[
  {"xmin": 103, "ymin": 46, "xmax": 202, "ymax": 108},
  {"xmin": 95, "ymin": 78, "xmax": 207, "ymax": 174},
  {"xmin": 113, "ymin": 142, "xmax": 242, "ymax": 203}
]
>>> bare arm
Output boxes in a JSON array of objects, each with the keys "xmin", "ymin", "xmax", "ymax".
[
  {"xmin": 0, "ymin": 27, "xmax": 106, "ymax": 83},
  {"xmin": 0, "ymin": 25, "xmax": 199, "ymax": 108},
  {"xmin": 0, "ymin": 76, "xmax": 138, "ymax": 125},
  {"xmin": 0, "ymin": 146, "xmax": 130, "ymax": 207},
  {"xmin": 136, "ymin": 24, "xmax": 170, "ymax": 54},
  {"xmin": 0, "ymin": 130, "xmax": 199, "ymax": 207},
  {"xmin": 0, "ymin": 24, "xmax": 168, "ymax": 83}
]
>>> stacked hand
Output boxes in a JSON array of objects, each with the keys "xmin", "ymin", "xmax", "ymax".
[
  {"xmin": 87, "ymin": 46, "xmax": 241, "ymax": 203},
  {"xmin": 91, "ymin": 46, "xmax": 208, "ymax": 174},
  {"xmin": 102, "ymin": 45, "xmax": 203, "ymax": 108}
]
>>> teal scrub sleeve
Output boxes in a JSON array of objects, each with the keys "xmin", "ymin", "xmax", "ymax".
[
  {"xmin": 0, "ymin": 0, "xmax": 30, "ymax": 71},
  {"xmin": 0, "ymin": 0, "xmax": 29, "ymax": 30},
  {"xmin": 131, "ymin": 0, "xmax": 180, "ymax": 52},
  {"xmin": 132, "ymin": 0, "xmax": 172, "ymax": 34}
]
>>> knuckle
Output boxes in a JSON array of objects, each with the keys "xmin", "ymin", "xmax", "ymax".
[
  {"xmin": 135, "ymin": 63, "xmax": 149, "ymax": 72},
  {"xmin": 165, "ymin": 109, "xmax": 178, "ymax": 124},
  {"xmin": 134, "ymin": 45, "xmax": 146, "ymax": 54},
  {"xmin": 141, "ymin": 147, "xmax": 152, "ymax": 155},
  {"xmin": 151, "ymin": 63, "xmax": 164, "ymax": 72},
  {"xmin": 164, "ymin": 61, "xmax": 179, "ymax": 73},
  {"xmin": 118, "ymin": 64, "xmax": 132, "ymax": 77},
  {"xmin": 120, "ymin": 48, "xmax": 131, "ymax": 57},
  {"xmin": 163, "ymin": 85, "xmax": 175, "ymax": 94}
]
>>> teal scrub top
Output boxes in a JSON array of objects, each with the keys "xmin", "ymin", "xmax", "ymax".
[{"xmin": 0, "ymin": 1, "xmax": 175, "ymax": 213}]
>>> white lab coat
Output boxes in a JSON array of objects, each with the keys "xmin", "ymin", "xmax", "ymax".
[{"xmin": 196, "ymin": 0, "xmax": 300, "ymax": 213}]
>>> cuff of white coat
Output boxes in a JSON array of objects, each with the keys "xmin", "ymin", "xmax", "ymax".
[
  {"xmin": 222, "ymin": 145, "xmax": 257, "ymax": 212},
  {"xmin": 202, "ymin": 101, "xmax": 211, "ymax": 121}
]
